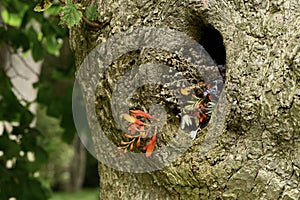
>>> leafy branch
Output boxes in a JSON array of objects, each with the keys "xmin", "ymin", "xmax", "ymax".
[{"xmin": 34, "ymin": 0, "xmax": 100, "ymax": 28}]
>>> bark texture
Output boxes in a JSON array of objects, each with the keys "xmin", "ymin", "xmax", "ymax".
[{"xmin": 70, "ymin": 0, "xmax": 300, "ymax": 199}]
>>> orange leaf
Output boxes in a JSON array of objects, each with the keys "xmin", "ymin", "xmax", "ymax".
[
  {"xmin": 145, "ymin": 142, "xmax": 155, "ymax": 157},
  {"xmin": 136, "ymin": 137, "xmax": 141, "ymax": 147},
  {"xmin": 151, "ymin": 133, "xmax": 157, "ymax": 142},
  {"xmin": 130, "ymin": 142, "xmax": 134, "ymax": 151},
  {"xmin": 130, "ymin": 110, "xmax": 152, "ymax": 118},
  {"xmin": 135, "ymin": 119, "xmax": 149, "ymax": 126},
  {"xmin": 130, "ymin": 110, "xmax": 159, "ymax": 121},
  {"xmin": 144, "ymin": 133, "xmax": 157, "ymax": 157}
]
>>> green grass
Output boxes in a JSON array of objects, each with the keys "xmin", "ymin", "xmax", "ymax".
[{"xmin": 50, "ymin": 188, "xmax": 98, "ymax": 200}]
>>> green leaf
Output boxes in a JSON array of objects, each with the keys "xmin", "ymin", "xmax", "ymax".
[
  {"xmin": 33, "ymin": 146, "xmax": 48, "ymax": 166},
  {"xmin": 45, "ymin": 4, "xmax": 61, "ymax": 15},
  {"xmin": 6, "ymin": 28, "xmax": 30, "ymax": 51},
  {"xmin": 32, "ymin": 41, "xmax": 44, "ymax": 61},
  {"xmin": 44, "ymin": 35, "xmax": 63, "ymax": 56},
  {"xmin": 0, "ymin": 131, "xmax": 21, "ymax": 159},
  {"xmin": 85, "ymin": 5, "xmax": 98, "ymax": 21},
  {"xmin": 60, "ymin": 0, "xmax": 82, "ymax": 28},
  {"xmin": 23, "ymin": 178, "xmax": 51, "ymax": 200},
  {"xmin": 34, "ymin": 0, "xmax": 53, "ymax": 12},
  {"xmin": 1, "ymin": 2, "xmax": 29, "ymax": 27}
]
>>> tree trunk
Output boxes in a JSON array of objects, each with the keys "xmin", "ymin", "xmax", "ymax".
[{"xmin": 70, "ymin": 0, "xmax": 300, "ymax": 199}]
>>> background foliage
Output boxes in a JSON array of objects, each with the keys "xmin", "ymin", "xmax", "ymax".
[{"xmin": 0, "ymin": 0, "xmax": 79, "ymax": 199}]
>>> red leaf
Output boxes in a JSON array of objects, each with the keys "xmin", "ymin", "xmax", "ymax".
[
  {"xmin": 144, "ymin": 133, "xmax": 157, "ymax": 157},
  {"xmin": 199, "ymin": 113, "xmax": 207, "ymax": 123},
  {"xmin": 145, "ymin": 142, "xmax": 155, "ymax": 157},
  {"xmin": 135, "ymin": 119, "xmax": 149, "ymax": 126},
  {"xmin": 130, "ymin": 110, "xmax": 159, "ymax": 121}
]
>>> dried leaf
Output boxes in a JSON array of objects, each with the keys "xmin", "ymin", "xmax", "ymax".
[
  {"xmin": 180, "ymin": 87, "xmax": 190, "ymax": 96},
  {"xmin": 123, "ymin": 114, "xmax": 136, "ymax": 123},
  {"xmin": 181, "ymin": 114, "xmax": 192, "ymax": 129},
  {"xmin": 34, "ymin": 0, "xmax": 53, "ymax": 12}
]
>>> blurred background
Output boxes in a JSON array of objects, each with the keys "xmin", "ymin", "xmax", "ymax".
[{"xmin": 0, "ymin": 1, "xmax": 99, "ymax": 199}]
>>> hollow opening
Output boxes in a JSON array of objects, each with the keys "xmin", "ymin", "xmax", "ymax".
[
  {"xmin": 199, "ymin": 25, "xmax": 226, "ymax": 83},
  {"xmin": 199, "ymin": 25, "xmax": 226, "ymax": 66},
  {"xmin": 188, "ymin": 15, "xmax": 226, "ymax": 80}
]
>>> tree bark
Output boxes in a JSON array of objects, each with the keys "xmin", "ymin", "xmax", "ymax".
[{"xmin": 70, "ymin": 0, "xmax": 300, "ymax": 199}]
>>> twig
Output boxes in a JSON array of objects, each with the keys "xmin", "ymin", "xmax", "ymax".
[{"xmin": 82, "ymin": 15, "xmax": 101, "ymax": 28}]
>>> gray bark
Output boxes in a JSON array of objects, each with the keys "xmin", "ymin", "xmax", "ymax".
[{"xmin": 70, "ymin": 0, "xmax": 300, "ymax": 199}]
